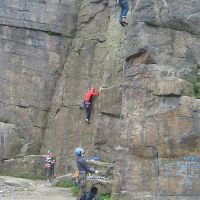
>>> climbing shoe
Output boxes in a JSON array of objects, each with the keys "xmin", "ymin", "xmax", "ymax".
[
  {"xmin": 47, "ymin": 179, "xmax": 51, "ymax": 183},
  {"xmin": 119, "ymin": 20, "xmax": 125, "ymax": 27},
  {"xmin": 85, "ymin": 119, "xmax": 90, "ymax": 124},
  {"xmin": 121, "ymin": 17, "xmax": 128, "ymax": 26}
]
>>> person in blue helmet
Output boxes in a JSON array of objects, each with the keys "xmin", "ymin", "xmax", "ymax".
[{"xmin": 75, "ymin": 147, "xmax": 98, "ymax": 200}]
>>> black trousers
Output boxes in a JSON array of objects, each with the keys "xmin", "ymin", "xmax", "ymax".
[
  {"xmin": 77, "ymin": 173, "xmax": 87, "ymax": 200},
  {"xmin": 84, "ymin": 101, "xmax": 91, "ymax": 120}
]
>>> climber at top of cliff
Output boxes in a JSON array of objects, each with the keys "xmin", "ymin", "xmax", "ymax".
[
  {"xmin": 82, "ymin": 87, "xmax": 100, "ymax": 123},
  {"xmin": 116, "ymin": 0, "xmax": 129, "ymax": 26}
]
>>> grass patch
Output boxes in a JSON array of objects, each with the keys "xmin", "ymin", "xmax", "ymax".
[
  {"xmin": 188, "ymin": 79, "xmax": 200, "ymax": 99},
  {"xmin": 16, "ymin": 175, "xmax": 46, "ymax": 181},
  {"xmin": 15, "ymin": 187, "xmax": 34, "ymax": 192},
  {"xmin": 98, "ymin": 193, "xmax": 112, "ymax": 200},
  {"xmin": 46, "ymin": 31, "xmax": 61, "ymax": 36},
  {"xmin": 54, "ymin": 180, "xmax": 78, "ymax": 196},
  {"xmin": 71, "ymin": 184, "xmax": 78, "ymax": 196},
  {"xmin": 0, "ymin": 118, "xmax": 9, "ymax": 123},
  {"xmin": 54, "ymin": 180, "xmax": 73, "ymax": 188},
  {"xmin": 0, "ymin": 173, "xmax": 46, "ymax": 181},
  {"xmin": 14, "ymin": 173, "xmax": 46, "ymax": 180}
]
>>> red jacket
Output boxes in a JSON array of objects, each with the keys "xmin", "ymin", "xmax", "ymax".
[{"xmin": 84, "ymin": 89, "xmax": 99, "ymax": 102}]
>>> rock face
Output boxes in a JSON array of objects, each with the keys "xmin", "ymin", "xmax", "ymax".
[
  {"xmin": 0, "ymin": 122, "xmax": 23, "ymax": 159},
  {"xmin": 0, "ymin": 0, "xmax": 79, "ymax": 156},
  {"xmin": 0, "ymin": 0, "xmax": 79, "ymax": 37},
  {"xmin": 0, "ymin": 0, "xmax": 200, "ymax": 199},
  {"xmin": 0, "ymin": 155, "xmax": 46, "ymax": 178},
  {"xmin": 41, "ymin": 0, "xmax": 122, "ymax": 172},
  {"xmin": 112, "ymin": 1, "xmax": 200, "ymax": 199}
]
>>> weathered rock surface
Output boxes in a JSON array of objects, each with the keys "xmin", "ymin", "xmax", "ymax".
[
  {"xmin": 99, "ymin": 87, "xmax": 121, "ymax": 117},
  {"xmin": 0, "ymin": 122, "xmax": 23, "ymax": 159},
  {"xmin": 41, "ymin": 0, "xmax": 122, "ymax": 173},
  {"xmin": 0, "ymin": 155, "xmax": 46, "ymax": 178},
  {"xmin": 113, "ymin": 64, "xmax": 200, "ymax": 199},
  {"xmin": 0, "ymin": 0, "xmax": 79, "ymax": 155},
  {"xmin": 1, "ymin": 0, "xmax": 200, "ymax": 199},
  {"xmin": 112, "ymin": 0, "xmax": 200, "ymax": 199},
  {"xmin": 0, "ymin": 0, "xmax": 79, "ymax": 37}
]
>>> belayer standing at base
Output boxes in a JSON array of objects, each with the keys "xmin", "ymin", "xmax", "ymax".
[
  {"xmin": 75, "ymin": 147, "xmax": 98, "ymax": 200},
  {"xmin": 83, "ymin": 87, "xmax": 99, "ymax": 123},
  {"xmin": 116, "ymin": 0, "xmax": 129, "ymax": 26},
  {"xmin": 44, "ymin": 150, "xmax": 56, "ymax": 182}
]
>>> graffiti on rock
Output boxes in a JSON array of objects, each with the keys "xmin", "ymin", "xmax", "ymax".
[{"xmin": 164, "ymin": 156, "xmax": 200, "ymax": 188}]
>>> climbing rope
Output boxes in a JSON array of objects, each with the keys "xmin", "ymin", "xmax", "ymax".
[
  {"xmin": 111, "ymin": 21, "xmax": 146, "ymax": 162},
  {"xmin": 111, "ymin": 59, "xmax": 126, "ymax": 164}
]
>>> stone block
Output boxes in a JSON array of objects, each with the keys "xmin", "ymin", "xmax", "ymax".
[
  {"xmin": 0, "ymin": 122, "xmax": 23, "ymax": 159},
  {"xmin": 87, "ymin": 160, "xmax": 113, "ymax": 177},
  {"xmin": 0, "ymin": 155, "xmax": 46, "ymax": 178},
  {"xmin": 159, "ymin": 156, "xmax": 200, "ymax": 196},
  {"xmin": 99, "ymin": 87, "xmax": 121, "ymax": 117},
  {"xmin": 87, "ymin": 178, "xmax": 113, "ymax": 195},
  {"xmin": 94, "ymin": 114, "xmax": 119, "ymax": 162},
  {"xmin": 150, "ymin": 78, "xmax": 194, "ymax": 97}
]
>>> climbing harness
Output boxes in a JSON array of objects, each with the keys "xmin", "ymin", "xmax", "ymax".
[{"xmin": 84, "ymin": 101, "xmax": 91, "ymax": 108}]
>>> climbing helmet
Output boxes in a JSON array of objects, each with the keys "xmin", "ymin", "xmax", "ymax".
[{"xmin": 75, "ymin": 147, "xmax": 83, "ymax": 156}]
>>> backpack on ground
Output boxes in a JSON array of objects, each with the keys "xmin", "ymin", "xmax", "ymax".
[{"xmin": 80, "ymin": 187, "xmax": 98, "ymax": 200}]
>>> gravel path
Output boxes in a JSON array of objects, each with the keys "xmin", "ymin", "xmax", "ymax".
[{"xmin": 0, "ymin": 176, "xmax": 76, "ymax": 200}]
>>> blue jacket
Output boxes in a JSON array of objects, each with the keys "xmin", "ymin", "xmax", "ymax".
[{"xmin": 76, "ymin": 156, "xmax": 95, "ymax": 174}]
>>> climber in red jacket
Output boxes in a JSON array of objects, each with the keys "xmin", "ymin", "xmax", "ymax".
[{"xmin": 83, "ymin": 87, "xmax": 99, "ymax": 123}]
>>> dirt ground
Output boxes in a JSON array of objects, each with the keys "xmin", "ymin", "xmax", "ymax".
[{"xmin": 0, "ymin": 176, "xmax": 76, "ymax": 200}]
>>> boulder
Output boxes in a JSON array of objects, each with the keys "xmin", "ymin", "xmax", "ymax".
[
  {"xmin": 0, "ymin": 155, "xmax": 46, "ymax": 179},
  {"xmin": 0, "ymin": 122, "xmax": 23, "ymax": 159}
]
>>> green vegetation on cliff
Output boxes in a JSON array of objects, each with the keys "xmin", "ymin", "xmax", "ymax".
[{"xmin": 188, "ymin": 79, "xmax": 200, "ymax": 99}]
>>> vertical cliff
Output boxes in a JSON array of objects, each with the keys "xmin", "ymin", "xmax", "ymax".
[
  {"xmin": 41, "ymin": 0, "xmax": 123, "ymax": 172},
  {"xmin": 112, "ymin": 0, "xmax": 200, "ymax": 199},
  {"xmin": 0, "ymin": 0, "xmax": 200, "ymax": 199},
  {"xmin": 0, "ymin": 0, "xmax": 79, "ymax": 158}
]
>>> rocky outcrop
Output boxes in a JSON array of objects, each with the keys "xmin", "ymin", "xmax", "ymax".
[
  {"xmin": 0, "ymin": 155, "xmax": 46, "ymax": 178},
  {"xmin": 0, "ymin": 122, "xmax": 23, "ymax": 159},
  {"xmin": 112, "ymin": 1, "xmax": 200, "ymax": 199}
]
